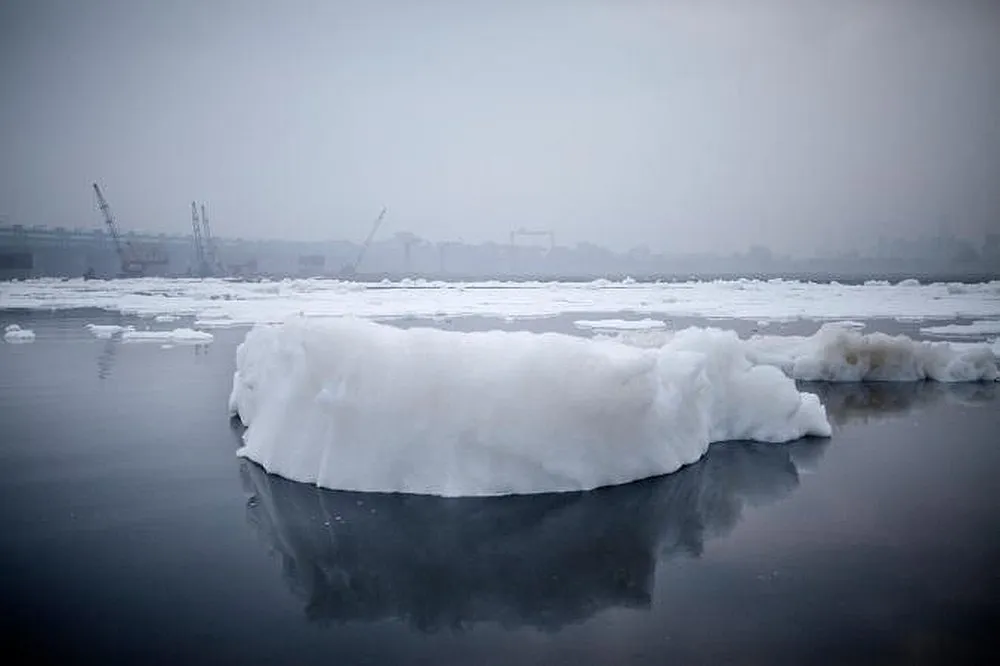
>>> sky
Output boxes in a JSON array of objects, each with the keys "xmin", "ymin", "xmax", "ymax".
[{"xmin": 1, "ymin": 0, "xmax": 998, "ymax": 255}]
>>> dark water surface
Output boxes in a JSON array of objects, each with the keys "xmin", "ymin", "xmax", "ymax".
[{"xmin": 0, "ymin": 312, "xmax": 998, "ymax": 665}]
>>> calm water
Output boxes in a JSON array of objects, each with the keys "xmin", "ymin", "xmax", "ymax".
[{"xmin": 0, "ymin": 312, "xmax": 998, "ymax": 665}]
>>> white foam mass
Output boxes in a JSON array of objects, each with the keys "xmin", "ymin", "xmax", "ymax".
[
  {"xmin": 229, "ymin": 318, "xmax": 830, "ymax": 497},
  {"xmin": 121, "ymin": 327, "xmax": 214, "ymax": 344},
  {"xmin": 3, "ymin": 324, "xmax": 35, "ymax": 342},
  {"xmin": 745, "ymin": 324, "xmax": 999, "ymax": 382},
  {"xmin": 606, "ymin": 324, "xmax": 999, "ymax": 382}
]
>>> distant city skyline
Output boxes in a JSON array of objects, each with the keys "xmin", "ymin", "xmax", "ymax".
[{"xmin": 2, "ymin": 0, "xmax": 999, "ymax": 255}]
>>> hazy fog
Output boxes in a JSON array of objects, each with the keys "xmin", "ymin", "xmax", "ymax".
[{"xmin": 1, "ymin": 0, "xmax": 998, "ymax": 255}]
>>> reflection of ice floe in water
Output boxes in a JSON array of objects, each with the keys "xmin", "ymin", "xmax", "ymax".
[
  {"xmin": 96, "ymin": 338, "xmax": 118, "ymax": 380},
  {"xmin": 801, "ymin": 380, "xmax": 999, "ymax": 427},
  {"xmin": 239, "ymin": 438, "xmax": 827, "ymax": 632}
]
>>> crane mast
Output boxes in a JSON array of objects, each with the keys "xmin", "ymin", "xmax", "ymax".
[
  {"xmin": 191, "ymin": 201, "xmax": 207, "ymax": 276},
  {"xmin": 93, "ymin": 183, "xmax": 126, "ymax": 263},
  {"xmin": 200, "ymin": 204, "xmax": 220, "ymax": 273}
]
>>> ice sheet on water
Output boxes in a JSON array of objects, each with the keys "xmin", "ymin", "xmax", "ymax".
[
  {"xmin": 229, "ymin": 318, "xmax": 830, "ymax": 497},
  {"xmin": 2, "ymin": 278, "xmax": 999, "ymax": 324}
]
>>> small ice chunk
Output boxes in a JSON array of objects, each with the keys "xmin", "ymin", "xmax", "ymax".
[
  {"xmin": 122, "ymin": 327, "xmax": 214, "ymax": 344},
  {"xmin": 3, "ymin": 324, "xmax": 35, "ymax": 342},
  {"xmin": 832, "ymin": 320, "xmax": 866, "ymax": 330},
  {"xmin": 193, "ymin": 317, "xmax": 243, "ymax": 328},
  {"xmin": 573, "ymin": 319, "xmax": 667, "ymax": 331},
  {"xmin": 86, "ymin": 324, "xmax": 131, "ymax": 339}
]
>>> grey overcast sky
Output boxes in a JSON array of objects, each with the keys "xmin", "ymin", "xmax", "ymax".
[{"xmin": 1, "ymin": 0, "xmax": 998, "ymax": 254}]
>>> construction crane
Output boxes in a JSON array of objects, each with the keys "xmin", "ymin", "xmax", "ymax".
[
  {"xmin": 339, "ymin": 206, "xmax": 387, "ymax": 278},
  {"xmin": 200, "ymin": 204, "xmax": 224, "ymax": 275},
  {"xmin": 190, "ymin": 201, "xmax": 210, "ymax": 276},
  {"xmin": 93, "ymin": 183, "xmax": 168, "ymax": 277}
]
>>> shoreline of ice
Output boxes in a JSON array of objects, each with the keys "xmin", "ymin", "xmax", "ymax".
[{"xmin": 2, "ymin": 277, "xmax": 998, "ymax": 324}]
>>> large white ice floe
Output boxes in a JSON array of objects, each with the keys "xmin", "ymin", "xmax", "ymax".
[
  {"xmin": 3, "ymin": 323, "xmax": 35, "ymax": 342},
  {"xmin": 229, "ymin": 318, "xmax": 831, "ymax": 497}
]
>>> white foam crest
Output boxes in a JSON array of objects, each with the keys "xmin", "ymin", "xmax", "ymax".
[
  {"xmin": 747, "ymin": 324, "xmax": 998, "ymax": 382},
  {"xmin": 229, "ymin": 318, "xmax": 830, "ymax": 497},
  {"xmin": 603, "ymin": 323, "xmax": 999, "ymax": 382}
]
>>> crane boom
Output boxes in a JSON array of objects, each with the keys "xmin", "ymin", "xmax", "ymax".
[
  {"xmin": 92, "ymin": 182, "xmax": 167, "ymax": 277},
  {"xmin": 93, "ymin": 183, "xmax": 126, "ymax": 262},
  {"xmin": 341, "ymin": 206, "xmax": 387, "ymax": 276},
  {"xmin": 355, "ymin": 206, "xmax": 387, "ymax": 265}
]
